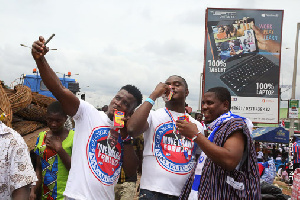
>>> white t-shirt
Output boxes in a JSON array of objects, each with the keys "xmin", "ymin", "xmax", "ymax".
[
  {"xmin": 64, "ymin": 100, "xmax": 123, "ymax": 200},
  {"xmin": 140, "ymin": 107, "xmax": 204, "ymax": 196}
]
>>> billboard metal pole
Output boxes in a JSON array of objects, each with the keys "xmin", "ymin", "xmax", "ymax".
[{"xmin": 198, "ymin": 73, "xmax": 203, "ymax": 111}]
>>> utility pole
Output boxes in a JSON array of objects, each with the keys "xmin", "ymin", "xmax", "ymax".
[
  {"xmin": 288, "ymin": 22, "xmax": 300, "ymax": 184},
  {"xmin": 290, "ymin": 23, "xmax": 300, "ymax": 138},
  {"xmin": 198, "ymin": 73, "xmax": 203, "ymax": 111}
]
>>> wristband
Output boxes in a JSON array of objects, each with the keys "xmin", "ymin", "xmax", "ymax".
[
  {"xmin": 122, "ymin": 135, "xmax": 133, "ymax": 145},
  {"xmin": 191, "ymin": 131, "xmax": 201, "ymax": 141},
  {"xmin": 145, "ymin": 97, "xmax": 155, "ymax": 106},
  {"xmin": 123, "ymin": 139, "xmax": 133, "ymax": 145},
  {"xmin": 121, "ymin": 135, "xmax": 132, "ymax": 141}
]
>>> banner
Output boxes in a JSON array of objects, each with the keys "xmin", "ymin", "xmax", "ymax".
[
  {"xmin": 288, "ymin": 99, "xmax": 299, "ymax": 119},
  {"xmin": 204, "ymin": 8, "xmax": 284, "ymax": 123}
]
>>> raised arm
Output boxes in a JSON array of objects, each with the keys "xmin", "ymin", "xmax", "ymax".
[
  {"xmin": 127, "ymin": 82, "xmax": 169, "ymax": 137},
  {"xmin": 31, "ymin": 36, "xmax": 79, "ymax": 116},
  {"xmin": 176, "ymin": 120, "xmax": 246, "ymax": 171}
]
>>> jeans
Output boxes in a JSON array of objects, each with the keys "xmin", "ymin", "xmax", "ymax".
[{"xmin": 139, "ymin": 189, "xmax": 179, "ymax": 200}]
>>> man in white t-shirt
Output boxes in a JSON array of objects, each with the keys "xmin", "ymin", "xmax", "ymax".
[
  {"xmin": 31, "ymin": 36, "xmax": 143, "ymax": 200},
  {"xmin": 127, "ymin": 75, "xmax": 204, "ymax": 199}
]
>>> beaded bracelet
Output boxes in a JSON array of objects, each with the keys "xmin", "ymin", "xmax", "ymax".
[
  {"xmin": 121, "ymin": 135, "xmax": 132, "ymax": 141},
  {"xmin": 191, "ymin": 131, "xmax": 201, "ymax": 141},
  {"xmin": 122, "ymin": 135, "xmax": 133, "ymax": 145}
]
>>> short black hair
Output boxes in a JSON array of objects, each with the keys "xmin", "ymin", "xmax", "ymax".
[
  {"xmin": 101, "ymin": 105, "xmax": 108, "ymax": 112},
  {"xmin": 120, "ymin": 85, "xmax": 143, "ymax": 107},
  {"xmin": 169, "ymin": 75, "xmax": 188, "ymax": 90},
  {"xmin": 207, "ymin": 87, "xmax": 231, "ymax": 109},
  {"xmin": 47, "ymin": 101, "xmax": 67, "ymax": 117},
  {"xmin": 195, "ymin": 112, "xmax": 203, "ymax": 118}
]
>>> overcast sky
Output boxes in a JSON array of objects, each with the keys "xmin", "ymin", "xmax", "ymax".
[{"xmin": 1, "ymin": 0, "xmax": 300, "ymax": 111}]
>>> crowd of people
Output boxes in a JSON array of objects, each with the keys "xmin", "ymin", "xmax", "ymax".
[
  {"xmin": 2, "ymin": 35, "xmax": 282, "ymax": 200},
  {"xmin": 254, "ymin": 138, "xmax": 300, "ymax": 184}
]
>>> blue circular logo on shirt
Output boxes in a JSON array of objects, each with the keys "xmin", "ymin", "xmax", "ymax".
[
  {"xmin": 86, "ymin": 126, "xmax": 122, "ymax": 185},
  {"xmin": 153, "ymin": 122, "xmax": 196, "ymax": 174}
]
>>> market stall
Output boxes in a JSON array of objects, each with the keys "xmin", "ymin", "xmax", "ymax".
[{"xmin": 252, "ymin": 127, "xmax": 289, "ymax": 144}]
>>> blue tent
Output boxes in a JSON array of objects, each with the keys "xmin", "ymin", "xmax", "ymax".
[{"xmin": 251, "ymin": 127, "xmax": 289, "ymax": 143}]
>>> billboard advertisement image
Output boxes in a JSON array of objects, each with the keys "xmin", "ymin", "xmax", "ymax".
[{"xmin": 204, "ymin": 8, "xmax": 284, "ymax": 123}]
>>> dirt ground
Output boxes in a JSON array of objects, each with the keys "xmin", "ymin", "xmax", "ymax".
[
  {"xmin": 133, "ymin": 175, "xmax": 293, "ymax": 199},
  {"xmin": 273, "ymin": 179, "xmax": 292, "ymax": 196},
  {"xmin": 133, "ymin": 175, "xmax": 141, "ymax": 200}
]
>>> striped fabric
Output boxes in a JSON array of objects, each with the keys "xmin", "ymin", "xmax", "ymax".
[{"xmin": 179, "ymin": 118, "xmax": 261, "ymax": 200}]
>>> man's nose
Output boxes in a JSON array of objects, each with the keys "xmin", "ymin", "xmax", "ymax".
[
  {"xmin": 115, "ymin": 99, "xmax": 122, "ymax": 107},
  {"xmin": 50, "ymin": 121, "xmax": 58, "ymax": 127},
  {"xmin": 170, "ymin": 84, "xmax": 175, "ymax": 90}
]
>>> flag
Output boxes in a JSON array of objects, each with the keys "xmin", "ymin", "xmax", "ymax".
[{"xmin": 279, "ymin": 120, "xmax": 285, "ymax": 127}]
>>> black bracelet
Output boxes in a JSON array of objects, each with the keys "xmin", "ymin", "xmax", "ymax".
[{"xmin": 123, "ymin": 139, "xmax": 133, "ymax": 145}]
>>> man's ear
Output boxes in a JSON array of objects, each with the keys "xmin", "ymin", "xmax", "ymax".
[
  {"xmin": 185, "ymin": 89, "xmax": 189, "ymax": 98},
  {"xmin": 223, "ymin": 100, "xmax": 230, "ymax": 111},
  {"xmin": 126, "ymin": 108, "xmax": 135, "ymax": 118},
  {"xmin": 126, "ymin": 101, "xmax": 138, "ymax": 117}
]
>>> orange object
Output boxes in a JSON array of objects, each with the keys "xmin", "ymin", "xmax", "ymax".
[
  {"xmin": 217, "ymin": 32, "xmax": 227, "ymax": 39},
  {"xmin": 162, "ymin": 85, "xmax": 173, "ymax": 101},
  {"xmin": 178, "ymin": 115, "xmax": 189, "ymax": 122},
  {"xmin": 114, "ymin": 110, "xmax": 124, "ymax": 128}
]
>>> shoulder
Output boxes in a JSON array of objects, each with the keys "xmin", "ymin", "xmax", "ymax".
[
  {"xmin": 68, "ymin": 129, "xmax": 75, "ymax": 138},
  {"xmin": 0, "ymin": 123, "xmax": 31, "ymax": 155},
  {"xmin": 188, "ymin": 116, "xmax": 205, "ymax": 131},
  {"xmin": 151, "ymin": 108, "xmax": 164, "ymax": 114},
  {"xmin": 75, "ymin": 99, "xmax": 101, "ymax": 119},
  {"xmin": 188, "ymin": 114, "xmax": 200, "ymax": 124},
  {"xmin": 36, "ymin": 131, "xmax": 46, "ymax": 144},
  {"xmin": 5, "ymin": 126, "xmax": 27, "ymax": 147},
  {"xmin": 38, "ymin": 131, "xmax": 47, "ymax": 138},
  {"xmin": 148, "ymin": 107, "xmax": 164, "ymax": 118},
  {"xmin": 220, "ymin": 118, "xmax": 250, "ymax": 138},
  {"xmin": 225, "ymin": 118, "xmax": 248, "ymax": 129},
  {"xmin": 8, "ymin": 130, "xmax": 30, "ymax": 155},
  {"xmin": 78, "ymin": 99, "xmax": 98, "ymax": 112}
]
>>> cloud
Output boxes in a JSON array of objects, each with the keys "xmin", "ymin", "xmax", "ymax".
[
  {"xmin": 174, "ymin": 9, "xmax": 205, "ymax": 26},
  {"xmin": 1, "ymin": 0, "xmax": 300, "ymax": 113},
  {"xmin": 144, "ymin": 39, "xmax": 188, "ymax": 56}
]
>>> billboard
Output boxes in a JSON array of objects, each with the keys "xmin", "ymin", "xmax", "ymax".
[
  {"xmin": 204, "ymin": 8, "xmax": 284, "ymax": 123},
  {"xmin": 288, "ymin": 99, "xmax": 299, "ymax": 119}
]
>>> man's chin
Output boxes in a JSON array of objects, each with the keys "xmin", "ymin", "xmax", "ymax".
[{"xmin": 204, "ymin": 118, "xmax": 212, "ymax": 124}]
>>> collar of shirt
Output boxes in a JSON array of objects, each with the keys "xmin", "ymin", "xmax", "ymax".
[{"xmin": 0, "ymin": 121, "xmax": 8, "ymax": 135}]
